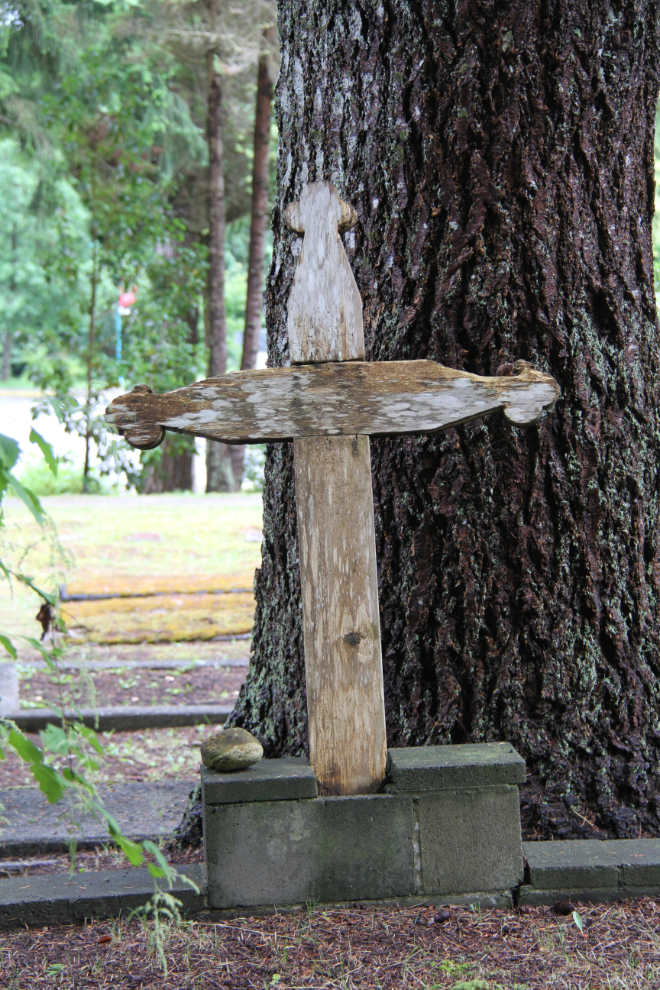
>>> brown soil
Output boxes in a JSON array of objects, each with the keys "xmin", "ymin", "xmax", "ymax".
[
  {"xmin": 18, "ymin": 664, "xmax": 247, "ymax": 710},
  {"xmin": 1, "ymin": 900, "xmax": 659, "ymax": 988},
  {"xmin": 13, "ymin": 639, "xmax": 251, "ymax": 667}
]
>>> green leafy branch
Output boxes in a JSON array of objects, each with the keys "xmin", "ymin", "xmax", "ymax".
[{"xmin": 0, "ymin": 429, "xmax": 198, "ymax": 963}]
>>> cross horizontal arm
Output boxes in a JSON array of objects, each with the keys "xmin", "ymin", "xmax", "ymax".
[{"xmin": 105, "ymin": 359, "xmax": 559, "ymax": 450}]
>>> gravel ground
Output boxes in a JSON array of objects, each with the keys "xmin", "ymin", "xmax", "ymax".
[
  {"xmin": 1, "ymin": 899, "xmax": 659, "ymax": 988},
  {"xmin": 0, "ymin": 725, "xmax": 214, "ymax": 788}
]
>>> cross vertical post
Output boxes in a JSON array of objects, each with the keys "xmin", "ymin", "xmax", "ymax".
[{"xmin": 285, "ymin": 182, "xmax": 387, "ymax": 796}]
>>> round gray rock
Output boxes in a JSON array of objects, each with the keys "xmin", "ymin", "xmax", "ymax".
[{"xmin": 201, "ymin": 727, "xmax": 263, "ymax": 773}]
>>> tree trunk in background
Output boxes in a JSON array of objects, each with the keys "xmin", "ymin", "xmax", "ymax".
[
  {"xmin": 82, "ymin": 239, "xmax": 98, "ymax": 494},
  {"xmin": 2, "ymin": 225, "xmax": 16, "ymax": 381},
  {"xmin": 0, "ymin": 331, "xmax": 10, "ymax": 380},
  {"xmin": 228, "ymin": 0, "xmax": 660, "ymax": 841},
  {"xmin": 141, "ymin": 436, "xmax": 195, "ymax": 493},
  {"xmin": 230, "ymin": 49, "xmax": 275, "ymax": 489},
  {"xmin": 142, "ymin": 307, "xmax": 198, "ymax": 494},
  {"xmin": 205, "ymin": 50, "xmax": 234, "ymax": 493}
]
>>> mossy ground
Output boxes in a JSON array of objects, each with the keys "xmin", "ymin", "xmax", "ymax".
[{"xmin": 0, "ymin": 492, "xmax": 263, "ymax": 646}]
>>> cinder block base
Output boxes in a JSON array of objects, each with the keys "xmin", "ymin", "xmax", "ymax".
[
  {"xmin": 521, "ymin": 838, "xmax": 660, "ymax": 905},
  {"xmin": 203, "ymin": 745, "xmax": 526, "ymax": 910}
]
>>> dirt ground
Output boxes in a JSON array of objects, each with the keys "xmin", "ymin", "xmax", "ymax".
[
  {"xmin": 1, "ymin": 899, "xmax": 659, "ymax": 989},
  {"xmin": 18, "ymin": 661, "xmax": 247, "ymax": 710},
  {"xmin": 0, "ymin": 724, "xmax": 219, "ymax": 788}
]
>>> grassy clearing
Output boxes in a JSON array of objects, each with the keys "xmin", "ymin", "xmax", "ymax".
[
  {"xmin": 1, "ymin": 900, "xmax": 659, "ymax": 988},
  {"xmin": 0, "ymin": 493, "xmax": 263, "ymax": 642}
]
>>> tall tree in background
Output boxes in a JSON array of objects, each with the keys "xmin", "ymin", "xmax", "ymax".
[
  {"xmin": 230, "ymin": 31, "xmax": 277, "ymax": 488},
  {"xmin": 230, "ymin": 0, "xmax": 660, "ymax": 841},
  {"xmin": 204, "ymin": 34, "xmax": 233, "ymax": 490},
  {"xmin": 157, "ymin": 0, "xmax": 276, "ymax": 491}
]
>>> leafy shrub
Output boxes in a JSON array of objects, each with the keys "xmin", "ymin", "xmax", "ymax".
[{"xmin": 18, "ymin": 459, "xmax": 114, "ymax": 495}]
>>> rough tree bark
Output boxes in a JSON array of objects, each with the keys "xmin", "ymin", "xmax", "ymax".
[
  {"xmin": 230, "ymin": 47, "xmax": 275, "ymax": 488},
  {"xmin": 227, "ymin": 0, "xmax": 660, "ymax": 840},
  {"xmin": 205, "ymin": 50, "xmax": 235, "ymax": 493}
]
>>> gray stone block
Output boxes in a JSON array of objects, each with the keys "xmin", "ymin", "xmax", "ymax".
[
  {"xmin": 387, "ymin": 743, "xmax": 525, "ymax": 790},
  {"xmin": 517, "ymin": 885, "xmax": 620, "ymax": 907},
  {"xmin": 0, "ymin": 865, "xmax": 206, "ymax": 929},
  {"xmin": 523, "ymin": 840, "xmax": 620, "ymax": 889},
  {"xmin": 614, "ymin": 839, "xmax": 660, "ymax": 887},
  {"xmin": 205, "ymin": 794, "xmax": 415, "ymax": 909},
  {"xmin": 202, "ymin": 758, "xmax": 318, "ymax": 805},
  {"xmin": 417, "ymin": 785, "xmax": 524, "ymax": 895}
]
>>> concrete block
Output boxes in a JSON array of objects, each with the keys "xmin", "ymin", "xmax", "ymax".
[
  {"xmin": 614, "ymin": 839, "xmax": 660, "ymax": 887},
  {"xmin": 523, "ymin": 840, "xmax": 620, "ymax": 890},
  {"xmin": 202, "ymin": 758, "xmax": 318, "ymax": 805},
  {"xmin": 619, "ymin": 886, "xmax": 660, "ymax": 899},
  {"xmin": 417, "ymin": 785, "xmax": 524, "ymax": 895},
  {"xmin": 517, "ymin": 885, "xmax": 620, "ymax": 907},
  {"xmin": 387, "ymin": 743, "xmax": 525, "ymax": 791},
  {"xmin": 205, "ymin": 794, "xmax": 415, "ymax": 909},
  {"xmin": 0, "ymin": 865, "xmax": 206, "ymax": 929}
]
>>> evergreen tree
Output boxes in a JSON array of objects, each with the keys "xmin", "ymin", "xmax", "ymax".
[{"xmin": 228, "ymin": 0, "xmax": 660, "ymax": 841}]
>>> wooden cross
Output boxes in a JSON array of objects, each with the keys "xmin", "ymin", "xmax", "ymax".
[{"xmin": 106, "ymin": 181, "xmax": 559, "ymax": 797}]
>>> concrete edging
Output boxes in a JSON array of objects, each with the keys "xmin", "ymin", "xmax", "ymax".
[
  {"xmin": 7, "ymin": 704, "xmax": 233, "ymax": 733},
  {"xmin": 519, "ymin": 838, "xmax": 660, "ymax": 906},
  {"xmin": 0, "ymin": 865, "xmax": 207, "ymax": 928},
  {"xmin": 4, "ymin": 838, "xmax": 660, "ymax": 927}
]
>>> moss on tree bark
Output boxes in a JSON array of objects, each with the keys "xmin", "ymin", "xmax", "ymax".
[{"xmin": 228, "ymin": 0, "xmax": 660, "ymax": 840}]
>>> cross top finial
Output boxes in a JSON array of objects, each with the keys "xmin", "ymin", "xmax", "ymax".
[{"xmin": 284, "ymin": 180, "xmax": 365, "ymax": 364}]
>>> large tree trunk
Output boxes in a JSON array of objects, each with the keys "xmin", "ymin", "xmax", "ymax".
[
  {"xmin": 230, "ymin": 49, "xmax": 275, "ymax": 489},
  {"xmin": 205, "ymin": 50, "xmax": 235, "ymax": 493},
  {"xmin": 229, "ymin": 0, "xmax": 660, "ymax": 840}
]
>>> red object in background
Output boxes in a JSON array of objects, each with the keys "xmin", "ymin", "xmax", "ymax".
[{"xmin": 118, "ymin": 291, "xmax": 137, "ymax": 308}]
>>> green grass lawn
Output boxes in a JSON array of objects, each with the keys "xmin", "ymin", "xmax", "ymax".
[{"xmin": 0, "ymin": 492, "xmax": 263, "ymax": 641}]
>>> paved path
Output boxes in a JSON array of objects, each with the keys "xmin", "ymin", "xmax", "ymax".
[{"xmin": 0, "ymin": 780, "xmax": 196, "ymax": 856}]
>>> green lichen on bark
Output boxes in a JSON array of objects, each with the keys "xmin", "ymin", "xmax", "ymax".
[{"xmin": 230, "ymin": 0, "xmax": 660, "ymax": 840}]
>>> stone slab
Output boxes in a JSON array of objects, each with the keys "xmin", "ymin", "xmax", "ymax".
[
  {"xmin": 387, "ymin": 743, "xmax": 526, "ymax": 791},
  {"xmin": 523, "ymin": 840, "xmax": 621, "ymax": 889},
  {"xmin": 0, "ymin": 864, "xmax": 206, "ymax": 928},
  {"xmin": 613, "ymin": 838, "xmax": 660, "ymax": 887},
  {"xmin": 202, "ymin": 758, "xmax": 318, "ymax": 805},
  {"xmin": 0, "ymin": 781, "xmax": 194, "ymax": 856},
  {"xmin": 205, "ymin": 794, "xmax": 416, "ymax": 909},
  {"xmin": 517, "ymin": 885, "xmax": 620, "ymax": 907},
  {"xmin": 418, "ymin": 785, "xmax": 524, "ymax": 895},
  {"xmin": 10, "ymin": 704, "xmax": 232, "ymax": 733}
]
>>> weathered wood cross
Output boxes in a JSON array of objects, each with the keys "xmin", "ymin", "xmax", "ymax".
[{"xmin": 107, "ymin": 181, "xmax": 559, "ymax": 798}]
